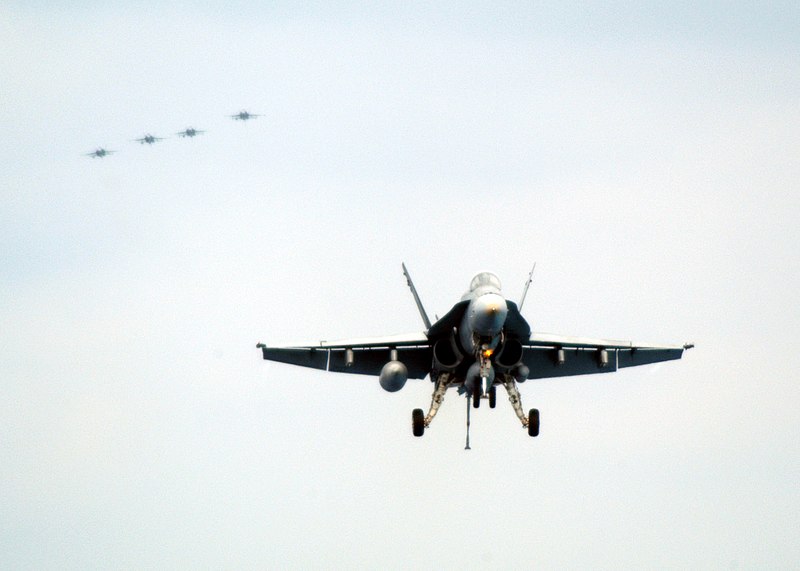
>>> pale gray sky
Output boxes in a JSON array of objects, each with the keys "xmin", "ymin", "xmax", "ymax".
[{"xmin": 2, "ymin": 2, "xmax": 799, "ymax": 568}]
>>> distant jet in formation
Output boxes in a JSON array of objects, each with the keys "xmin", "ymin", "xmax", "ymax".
[
  {"xmin": 86, "ymin": 109, "xmax": 258, "ymax": 161},
  {"xmin": 85, "ymin": 148, "xmax": 115, "ymax": 158},
  {"xmin": 258, "ymin": 265, "xmax": 693, "ymax": 443},
  {"xmin": 230, "ymin": 110, "xmax": 259, "ymax": 121},
  {"xmin": 177, "ymin": 127, "xmax": 205, "ymax": 138},
  {"xmin": 134, "ymin": 134, "xmax": 165, "ymax": 145}
]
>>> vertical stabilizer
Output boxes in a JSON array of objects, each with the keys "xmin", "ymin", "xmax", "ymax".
[
  {"xmin": 518, "ymin": 263, "xmax": 536, "ymax": 312},
  {"xmin": 401, "ymin": 263, "xmax": 432, "ymax": 330}
]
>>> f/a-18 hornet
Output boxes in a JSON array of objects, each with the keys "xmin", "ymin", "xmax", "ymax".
[
  {"xmin": 257, "ymin": 265, "xmax": 692, "ymax": 440},
  {"xmin": 84, "ymin": 148, "xmax": 115, "ymax": 158},
  {"xmin": 133, "ymin": 133, "xmax": 165, "ymax": 144},
  {"xmin": 177, "ymin": 127, "xmax": 204, "ymax": 138},
  {"xmin": 230, "ymin": 110, "xmax": 259, "ymax": 121}
]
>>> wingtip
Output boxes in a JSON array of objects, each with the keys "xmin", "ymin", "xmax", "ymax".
[{"xmin": 684, "ymin": 343, "xmax": 695, "ymax": 350}]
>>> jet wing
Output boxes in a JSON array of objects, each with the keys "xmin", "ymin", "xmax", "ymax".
[
  {"xmin": 258, "ymin": 332, "xmax": 432, "ymax": 379},
  {"xmin": 522, "ymin": 332, "xmax": 690, "ymax": 379}
]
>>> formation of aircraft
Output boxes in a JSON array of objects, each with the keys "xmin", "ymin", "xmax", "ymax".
[
  {"xmin": 176, "ymin": 127, "xmax": 205, "ymax": 138},
  {"xmin": 84, "ymin": 148, "xmax": 116, "ymax": 158},
  {"xmin": 257, "ymin": 264, "xmax": 692, "ymax": 444},
  {"xmin": 84, "ymin": 109, "xmax": 258, "ymax": 158}
]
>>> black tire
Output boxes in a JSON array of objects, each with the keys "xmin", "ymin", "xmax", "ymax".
[
  {"xmin": 412, "ymin": 408, "xmax": 425, "ymax": 437},
  {"xmin": 528, "ymin": 408, "xmax": 540, "ymax": 437},
  {"xmin": 472, "ymin": 387, "xmax": 481, "ymax": 408},
  {"xmin": 489, "ymin": 386, "xmax": 496, "ymax": 408}
]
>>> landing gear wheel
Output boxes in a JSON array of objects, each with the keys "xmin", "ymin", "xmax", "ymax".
[
  {"xmin": 412, "ymin": 408, "xmax": 425, "ymax": 437},
  {"xmin": 528, "ymin": 408, "xmax": 540, "ymax": 437},
  {"xmin": 472, "ymin": 387, "xmax": 481, "ymax": 408},
  {"xmin": 489, "ymin": 386, "xmax": 497, "ymax": 408}
]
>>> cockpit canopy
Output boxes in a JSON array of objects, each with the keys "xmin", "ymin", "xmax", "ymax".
[
  {"xmin": 463, "ymin": 272, "xmax": 502, "ymax": 300},
  {"xmin": 470, "ymin": 272, "xmax": 502, "ymax": 292}
]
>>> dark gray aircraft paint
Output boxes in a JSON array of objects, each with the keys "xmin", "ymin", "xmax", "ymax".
[{"xmin": 258, "ymin": 265, "xmax": 692, "ymax": 440}]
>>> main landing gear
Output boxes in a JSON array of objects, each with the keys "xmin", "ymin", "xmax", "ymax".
[
  {"xmin": 528, "ymin": 408, "xmax": 540, "ymax": 437},
  {"xmin": 412, "ymin": 373, "xmax": 540, "ymax": 439},
  {"xmin": 412, "ymin": 373, "xmax": 452, "ymax": 437},
  {"xmin": 501, "ymin": 374, "xmax": 539, "ymax": 437},
  {"xmin": 412, "ymin": 408, "xmax": 425, "ymax": 437}
]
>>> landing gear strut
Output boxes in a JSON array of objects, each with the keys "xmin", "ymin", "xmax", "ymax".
[
  {"xmin": 414, "ymin": 373, "xmax": 540, "ymax": 439},
  {"xmin": 502, "ymin": 374, "xmax": 539, "ymax": 437},
  {"xmin": 412, "ymin": 373, "xmax": 452, "ymax": 437}
]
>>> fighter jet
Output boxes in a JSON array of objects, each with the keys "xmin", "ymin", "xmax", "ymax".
[
  {"xmin": 133, "ymin": 134, "xmax": 165, "ymax": 145},
  {"xmin": 257, "ymin": 265, "xmax": 693, "ymax": 441},
  {"xmin": 229, "ymin": 110, "xmax": 259, "ymax": 121},
  {"xmin": 85, "ymin": 148, "xmax": 116, "ymax": 158},
  {"xmin": 176, "ymin": 127, "xmax": 204, "ymax": 138}
]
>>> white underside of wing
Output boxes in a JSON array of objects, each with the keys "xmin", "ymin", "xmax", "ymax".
[
  {"xmin": 529, "ymin": 332, "xmax": 685, "ymax": 351},
  {"xmin": 268, "ymin": 331, "xmax": 430, "ymax": 350}
]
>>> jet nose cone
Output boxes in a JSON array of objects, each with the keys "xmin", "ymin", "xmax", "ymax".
[{"xmin": 468, "ymin": 293, "xmax": 508, "ymax": 336}]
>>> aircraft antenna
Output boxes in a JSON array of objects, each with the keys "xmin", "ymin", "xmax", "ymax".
[
  {"xmin": 401, "ymin": 263, "xmax": 432, "ymax": 330},
  {"xmin": 518, "ymin": 262, "xmax": 537, "ymax": 312},
  {"xmin": 464, "ymin": 394, "xmax": 472, "ymax": 450}
]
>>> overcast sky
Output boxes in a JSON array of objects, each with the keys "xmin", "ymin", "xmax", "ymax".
[{"xmin": 2, "ymin": 2, "xmax": 799, "ymax": 569}]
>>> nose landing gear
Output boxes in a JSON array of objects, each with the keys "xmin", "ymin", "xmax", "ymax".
[{"xmin": 472, "ymin": 380, "xmax": 497, "ymax": 409}]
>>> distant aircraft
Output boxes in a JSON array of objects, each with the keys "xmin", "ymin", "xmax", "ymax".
[
  {"xmin": 85, "ymin": 148, "xmax": 115, "ymax": 158},
  {"xmin": 230, "ymin": 110, "xmax": 259, "ymax": 121},
  {"xmin": 177, "ymin": 127, "xmax": 204, "ymax": 138},
  {"xmin": 258, "ymin": 265, "xmax": 693, "ymax": 441},
  {"xmin": 134, "ymin": 134, "xmax": 165, "ymax": 145}
]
